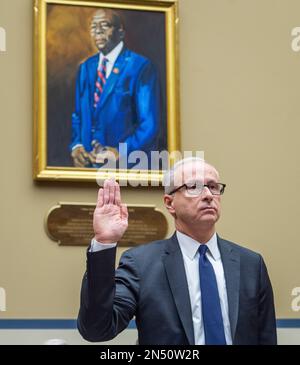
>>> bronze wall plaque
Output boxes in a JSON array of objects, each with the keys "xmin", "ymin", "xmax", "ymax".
[{"xmin": 46, "ymin": 203, "xmax": 168, "ymax": 247}]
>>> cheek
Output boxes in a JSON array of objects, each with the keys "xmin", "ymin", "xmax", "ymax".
[
  {"xmin": 108, "ymin": 30, "xmax": 117, "ymax": 41},
  {"xmin": 176, "ymin": 199, "xmax": 198, "ymax": 214},
  {"xmin": 215, "ymin": 199, "xmax": 221, "ymax": 212}
]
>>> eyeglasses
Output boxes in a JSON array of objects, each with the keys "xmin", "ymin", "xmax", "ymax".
[
  {"xmin": 91, "ymin": 21, "xmax": 113, "ymax": 33},
  {"xmin": 169, "ymin": 182, "xmax": 226, "ymax": 196}
]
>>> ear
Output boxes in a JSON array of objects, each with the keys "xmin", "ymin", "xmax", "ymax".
[
  {"xmin": 164, "ymin": 195, "xmax": 175, "ymax": 215},
  {"xmin": 118, "ymin": 28, "xmax": 125, "ymax": 40}
]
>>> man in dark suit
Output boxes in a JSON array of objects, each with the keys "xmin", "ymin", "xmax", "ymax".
[
  {"xmin": 70, "ymin": 8, "xmax": 162, "ymax": 168},
  {"xmin": 77, "ymin": 158, "xmax": 277, "ymax": 345}
]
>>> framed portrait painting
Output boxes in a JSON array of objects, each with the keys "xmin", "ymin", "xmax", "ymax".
[{"xmin": 33, "ymin": 0, "xmax": 180, "ymax": 184}]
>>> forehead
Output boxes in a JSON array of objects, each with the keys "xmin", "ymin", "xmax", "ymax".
[
  {"xmin": 174, "ymin": 161, "xmax": 219, "ymax": 184},
  {"xmin": 92, "ymin": 10, "xmax": 113, "ymax": 23}
]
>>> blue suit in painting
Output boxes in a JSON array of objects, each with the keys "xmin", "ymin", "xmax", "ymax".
[{"xmin": 70, "ymin": 47, "xmax": 161, "ymax": 159}]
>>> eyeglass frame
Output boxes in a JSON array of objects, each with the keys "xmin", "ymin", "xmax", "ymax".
[
  {"xmin": 168, "ymin": 182, "xmax": 226, "ymax": 196},
  {"xmin": 90, "ymin": 21, "xmax": 114, "ymax": 34}
]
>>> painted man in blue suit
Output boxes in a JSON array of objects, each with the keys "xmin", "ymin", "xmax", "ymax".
[
  {"xmin": 78, "ymin": 158, "xmax": 277, "ymax": 345},
  {"xmin": 70, "ymin": 9, "xmax": 161, "ymax": 168}
]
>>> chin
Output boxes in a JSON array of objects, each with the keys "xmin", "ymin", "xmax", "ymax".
[
  {"xmin": 200, "ymin": 214, "xmax": 219, "ymax": 224},
  {"xmin": 201, "ymin": 218, "xmax": 216, "ymax": 225}
]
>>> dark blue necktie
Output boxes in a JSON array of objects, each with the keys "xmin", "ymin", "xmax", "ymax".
[{"xmin": 199, "ymin": 244, "xmax": 226, "ymax": 345}]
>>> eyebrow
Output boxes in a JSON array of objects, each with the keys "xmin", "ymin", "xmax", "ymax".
[
  {"xmin": 185, "ymin": 179, "xmax": 218, "ymax": 185},
  {"xmin": 91, "ymin": 20, "xmax": 110, "ymax": 25}
]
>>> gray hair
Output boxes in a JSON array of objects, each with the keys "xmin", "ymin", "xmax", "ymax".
[{"xmin": 163, "ymin": 157, "xmax": 207, "ymax": 194}]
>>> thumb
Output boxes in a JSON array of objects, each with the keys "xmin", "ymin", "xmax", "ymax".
[{"xmin": 120, "ymin": 204, "xmax": 128, "ymax": 220}]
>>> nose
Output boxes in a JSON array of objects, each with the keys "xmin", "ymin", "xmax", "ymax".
[
  {"xmin": 201, "ymin": 186, "xmax": 213, "ymax": 202},
  {"xmin": 95, "ymin": 27, "xmax": 104, "ymax": 35}
]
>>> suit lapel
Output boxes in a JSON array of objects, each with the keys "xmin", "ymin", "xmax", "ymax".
[
  {"xmin": 89, "ymin": 55, "xmax": 99, "ymax": 111},
  {"xmin": 163, "ymin": 234, "xmax": 195, "ymax": 345},
  {"xmin": 218, "ymin": 236, "xmax": 240, "ymax": 341},
  {"xmin": 97, "ymin": 48, "xmax": 129, "ymax": 110}
]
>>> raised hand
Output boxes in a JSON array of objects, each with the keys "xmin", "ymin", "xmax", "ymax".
[{"xmin": 93, "ymin": 179, "xmax": 128, "ymax": 244}]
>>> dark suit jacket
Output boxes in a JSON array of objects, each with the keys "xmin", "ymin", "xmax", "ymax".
[{"xmin": 77, "ymin": 234, "xmax": 277, "ymax": 345}]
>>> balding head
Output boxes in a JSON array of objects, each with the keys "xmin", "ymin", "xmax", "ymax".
[
  {"xmin": 91, "ymin": 9, "xmax": 124, "ymax": 31},
  {"xmin": 163, "ymin": 157, "xmax": 220, "ymax": 195}
]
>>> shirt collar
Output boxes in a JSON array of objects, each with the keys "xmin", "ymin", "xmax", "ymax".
[
  {"xmin": 176, "ymin": 230, "xmax": 220, "ymax": 261},
  {"xmin": 99, "ymin": 41, "xmax": 124, "ymax": 65}
]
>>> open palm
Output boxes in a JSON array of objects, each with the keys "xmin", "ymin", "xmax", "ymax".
[{"xmin": 93, "ymin": 179, "xmax": 128, "ymax": 243}]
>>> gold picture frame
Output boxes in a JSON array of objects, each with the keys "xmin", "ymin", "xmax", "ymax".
[{"xmin": 33, "ymin": 0, "xmax": 180, "ymax": 183}]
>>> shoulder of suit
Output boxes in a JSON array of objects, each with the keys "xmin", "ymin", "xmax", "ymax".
[
  {"xmin": 80, "ymin": 53, "xmax": 99, "ymax": 67},
  {"xmin": 124, "ymin": 48, "xmax": 152, "ymax": 66},
  {"xmin": 219, "ymin": 237, "xmax": 262, "ymax": 260}
]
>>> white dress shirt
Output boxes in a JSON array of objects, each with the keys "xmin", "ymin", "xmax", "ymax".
[
  {"xmin": 90, "ymin": 239, "xmax": 117, "ymax": 252},
  {"xmin": 98, "ymin": 40, "xmax": 124, "ymax": 78},
  {"xmin": 90, "ymin": 231, "xmax": 232, "ymax": 345},
  {"xmin": 176, "ymin": 231, "xmax": 232, "ymax": 345}
]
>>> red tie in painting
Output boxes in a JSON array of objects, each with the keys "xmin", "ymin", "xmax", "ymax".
[{"xmin": 94, "ymin": 57, "xmax": 108, "ymax": 108}]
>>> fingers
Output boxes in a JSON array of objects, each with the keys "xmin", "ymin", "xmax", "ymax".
[
  {"xmin": 108, "ymin": 179, "xmax": 115, "ymax": 204},
  {"xmin": 96, "ymin": 188, "xmax": 104, "ymax": 208},
  {"xmin": 101, "ymin": 179, "xmax": 121, "ymax": 205},
  {"xmin": 81, "ymin": 148, "xmax": 89, "ymax": 159},
  {"xmin": 73, "ymin": 158, "xmax": 85, "ymax": 167},
  {"xmin": 77, "ymin": 151, "xmax": 88, "ymax": 165},
  {"xmin": 88, "ymin": 152, "xmax": 96, "ymax": 164},
  {"xmin": 115, "ymin": 181, "xmax": 121, "ymax": 206},
  {"xmin": 103, "ymin": 179, "xmax": 110, "ymax": 204}
]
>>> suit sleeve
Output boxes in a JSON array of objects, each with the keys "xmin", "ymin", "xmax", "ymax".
[
  {"xmin": 123, "ymin": 61, "xmax": 161, "ymax": 154},
  {"xmin": 258, "ymin": 256, "xmax": 277, "ymax": 345},
  {"xmin": 70, "ymin": 64, "xmax": 85, "ymax": 151},
  {"xmin": 77, "ymin": 247, "xmax": 139, "ymax": 342}
]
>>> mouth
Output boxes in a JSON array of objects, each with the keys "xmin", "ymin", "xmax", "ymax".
[
  {"xmin": 200, "ymin": 206, "xmax": 216, "ymax": 212},
  {"xmin": 95, "ymin": 38, "xmax": 106, "ymax": 45}
]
